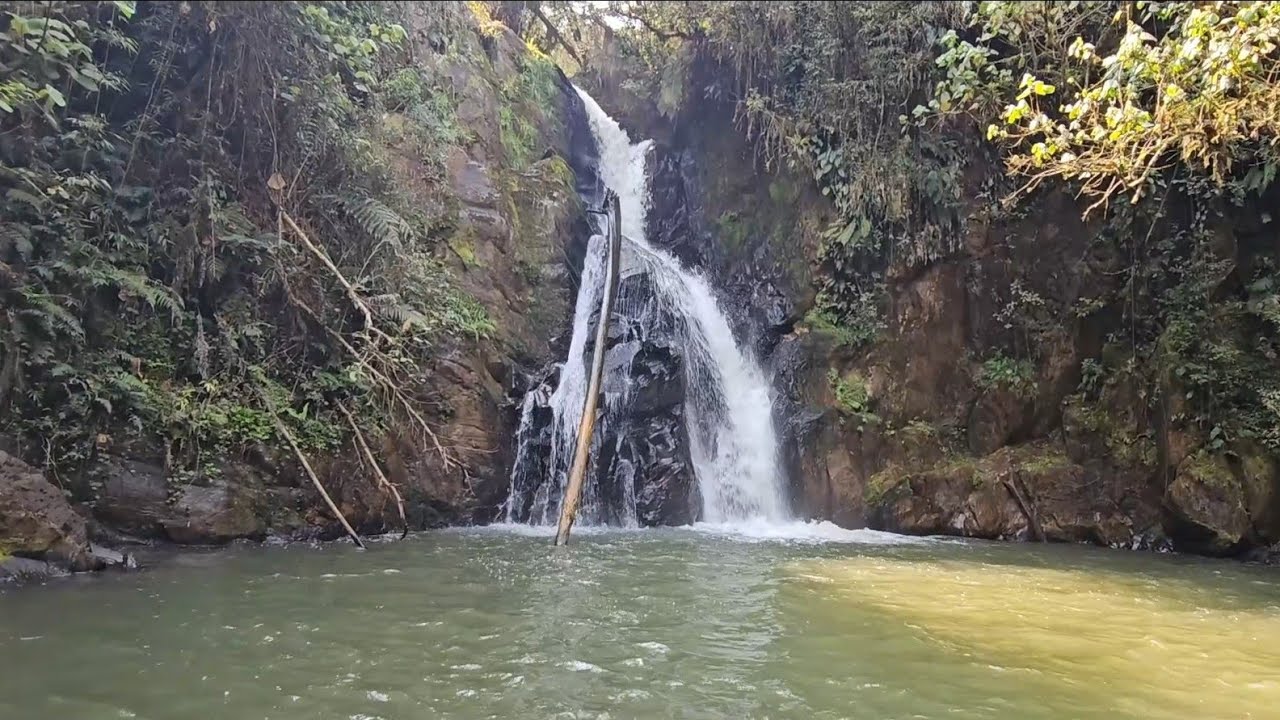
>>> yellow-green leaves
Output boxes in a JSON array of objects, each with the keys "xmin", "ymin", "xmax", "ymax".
[
  {"xmin": 1016, "ymin": 73, "xmax": 1056, "ymax": 100},
  {"xmin": 937, "ymin": 0, "xmax": 1280, "ymax": 208}
]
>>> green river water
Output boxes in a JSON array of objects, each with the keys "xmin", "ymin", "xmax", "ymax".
[{"xmin": 2, "ymin": 523, "xmax": 1278, "ymax": 719}]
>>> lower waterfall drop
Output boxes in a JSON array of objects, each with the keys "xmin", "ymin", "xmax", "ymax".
[{"xmin": 504, "ymin": 86, "xmax": 787, "ymax": 526}]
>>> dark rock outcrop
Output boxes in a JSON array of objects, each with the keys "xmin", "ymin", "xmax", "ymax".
[
  {"xmin": 506, "ymin": 269, "xmax": 700, "ymax": 527},
  {"xmin": 0, "ymin": 450, "xmax": 98, "ymax": 573},
  {"xmin": 88, "ymin": 453, "xmax": 270, "ymax": 544},
  {"xmin": 868, "ymin": 443, "xmax": 1163, "ymax": 548},
  {"xmin": 594, "ymin": 287, "xmax": 699, "ymax": 525}
]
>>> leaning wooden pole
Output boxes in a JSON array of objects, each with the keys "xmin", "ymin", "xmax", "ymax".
[
  {"xmin": 555, "ymin": 192, "xmax": 622, "ymax": 546},
  {"xmin": 271, "ymin": 410, "xmax": 366, "ymax": 550}
]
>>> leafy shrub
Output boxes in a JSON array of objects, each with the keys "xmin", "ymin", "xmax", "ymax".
[
  {"xmin": 977, "ymin": 353, "xmax": 1036, "ymax": 396},
  {"xmin": 829, "ymin": 369, "xmax": 880, "ymax": 431}
]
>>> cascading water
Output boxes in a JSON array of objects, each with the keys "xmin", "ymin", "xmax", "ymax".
[{"xmin": 504, "ymin": 87, "xmax": 787, "ymax": 526}]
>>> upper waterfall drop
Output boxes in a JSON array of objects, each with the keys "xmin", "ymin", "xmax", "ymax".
[{"xmin": 505, "ymin": 86, "xmax": 788, "ymax": 526}]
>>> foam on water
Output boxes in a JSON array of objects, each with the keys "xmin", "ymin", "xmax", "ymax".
[
  {"xmin": 685, "ymin": 520, "xmax": 931, "ymax": 545},
  {"xmin": 452, "ymin": 520, "xmax": 924, "ymax": 545}
]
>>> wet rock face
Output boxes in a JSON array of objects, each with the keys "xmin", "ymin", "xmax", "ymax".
[
  {"xmin": 0, "ymin": 451, "xmax": 97, "ymax": 572},
  {"xmin": 867, "ymin": 443, "xmax": 1162, "ymax": 548},
  {"xmin": 967, "ymin": 387, "xmax": 1035, "ymax": 456},
  {"xmin": 89, "ymin": 454, "xmax": 269, "ymax": 544},
  {"xmin": 604, "ymin": 276, "xmax": 699, "ymax": 525},
  {"xmin": 596, "ymin": 285, "xmax": 700, "ymax": 525},
  {"xmin": 509, "ymin": 271, "xmax": 700, "ymax": 527}
]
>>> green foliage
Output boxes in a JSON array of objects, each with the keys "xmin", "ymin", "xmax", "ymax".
[
  {"xmin": 865, "ymin": 465, "xmax": 909, "ymax": 506},
  {"xmin": 299, "ymin": 2, "xmax": 406, "ymax": 93},
  {"xmin": 805, "ymin": 303, "xmax": 882, "ymax": 351},
  {"xmin": 498, "ymin": 53, "xmax": 560, "ymax": 167},
  {"xmin": 1079, "ymin": 358, "xmax": 1105, "ymax": 396},
  {"xmin": 1182, "ymin": 450, "xmax": 1236, "ymax": 490},
  {"xmin": 383, "ymin": 67, "xmax": 427, "ymax": 111},
  {"xmin": 829, "ymin": 368, "xmax": 880, "ymax": 431},
  {"xmin": 443, "ymin": 291, "xmax": 498, "ymax": 341},
  {"xmin": 0, "ymin": 2, "xmax": 133, "ymax": 119},
  {"xmin": 929, "ymin": 1, "xmax": 1280, "ymax": 209},
  {"xmin": 0, "ymin": 2, "xmax": 487, "ymax": 490},
  {"xmin": 977, "ymin": 352, "xmax": 1036, "ymax": 396},
  {"xmin": 499, "ymin": 103, "xmax": 538, "ymax": 167},
  {"xmin": 1157, "ymin": 249, "xmax": 1280, "ymax": 450}
]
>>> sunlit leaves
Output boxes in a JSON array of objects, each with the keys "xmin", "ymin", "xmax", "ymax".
[{"xmin": 936, "ymin": 1, "xmax": 1280, "ymax": 207}]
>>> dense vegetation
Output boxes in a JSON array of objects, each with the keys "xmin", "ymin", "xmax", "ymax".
[
  {"xmin": 510, "ymin": 0, "xmax": 1279, "ymax": 463},
  {"xmin": 0, "ymin": 1, "xmax": 500, "ymax": 498}
]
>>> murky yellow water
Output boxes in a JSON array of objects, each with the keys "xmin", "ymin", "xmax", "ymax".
[
  {"xmin": 1, "ymin": 525, "xmax": 1277, "ymax": 719},
  {"xmin": 785, "ymin": 554, "xmax": 1280, "ymax": 719}
]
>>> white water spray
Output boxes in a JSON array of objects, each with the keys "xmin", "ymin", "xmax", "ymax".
[{"xmin": 506, "ymin": 87, "xmax": 787, "ymax": 525}]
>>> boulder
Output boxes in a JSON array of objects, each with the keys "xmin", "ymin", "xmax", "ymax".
[
  {"xmin": 91, "ymin": 454, "xmax": 169, "ymax": 537},
  {"xmin": 0, "ymin": 450, "xmax": 97, "ymax": 572},
  {"xmin": 0, "ymin": 556, "xmax": 69, "ymax": 583},
  {"xmin": 1165, "ymin": 451, "xmax": 1254, "ymax": 556},
  {"xmin": 91, "ymin": 454, "xmax": 270, "ymax": 545},
  {"xmin": 967, "ymin": 387, "xmax": 1034, "ymax": 455},
  {"xmin": 161, "ymin": 480, "xmax": 268, "ymax": 544},
  {"xmin": 868, "ymin": 443, "xmax": 1151, "ymax": 547}
]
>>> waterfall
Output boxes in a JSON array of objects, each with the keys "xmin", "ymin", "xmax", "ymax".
[{"xmin": 504, "ymin": 86, "xmax": 787, "ymax": 526}]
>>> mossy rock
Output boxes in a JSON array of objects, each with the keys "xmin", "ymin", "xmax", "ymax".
[
  {"xmin": 0, "ymin": 451, "xmax": 97, "ymax": 571},
  {"xmin": 1062, "ymin": 393, "xmax": 1158, "ymax": 471},
  {"xmin": 1166, "ymin": 451, "xmax": 1250, "ymax": 555},
  {"xmin": 1237, "ymin": 443, "xmax": 1280, "ymax": 542},
  {"xmin": 866, "ymin": 442, "xmax": 1142, "ymax": 546}
]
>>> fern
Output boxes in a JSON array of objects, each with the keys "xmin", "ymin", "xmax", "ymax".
[
  {"xmin": 366, "ymin": 293, "xmax": 436, "ymax": 333},
  {"xmin": 110, "ymin": 267, "xmax": 184, "ymax": 318},
  {"xmin": 56, "ymin": 258, "xmax": 185, "ymax": 320},
  {"xmin": 0, "ymin": 223, "xmax": 34, "ymax": 260},
  {"xmin": 17, "ymin": 291, "xmax": 85, "ymax": 340},
  {"xmin": 342, "ymin": 195, "xmax": 417, "ymax": 251}
]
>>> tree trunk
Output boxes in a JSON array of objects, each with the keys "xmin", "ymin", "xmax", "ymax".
[{"xmin": 555, "ymin": 192, "xmax": 621, "ymax": 546}]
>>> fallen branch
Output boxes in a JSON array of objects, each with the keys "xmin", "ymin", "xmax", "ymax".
[
  {"xmin": 338, "ymin": 402, "xmax": 409, "ymax": 539},
  {"xmin": 272, "ymin": 228, "xmax": 454, "ymax": 470},
  {"xmin": 1002, "ymin": 474, "xmax": 1045, "ymax": 543},
  {"xmin": 270, "ymin": 188, "xmax": 390, "ymax": 345},
  {"xmin": 268, "ymin": 403, "xmax": 366, "ymax": 549}
]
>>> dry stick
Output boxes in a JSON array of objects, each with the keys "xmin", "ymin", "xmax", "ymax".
[
  {"xmin": 308, "ymin": 306, "xmax": 452, "ymax": 468},
  {"xmin": 338, "ymin": 402, "xmax": 409, "ymax": 539},
  {"xmin": 555, "ymin": 192, "xmax": 621, "ymax": 546},
  {"xmin": 278, "ymin": 208, "xmax": 391, "ymax": 344},
  {"xmin": 1002, "ymin": 474, "xmax": 1045, "ymax": 543},
  {"xmin": 269, "ymin": 406, "xmax": 366, "ymax": 549},
  {"xmin": 271, "ymin": 211, "xmax": 453, "ymax": 469}
]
